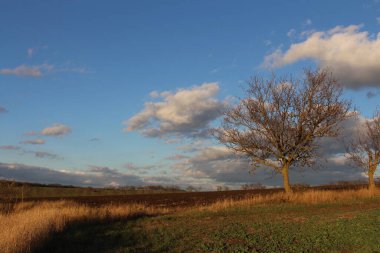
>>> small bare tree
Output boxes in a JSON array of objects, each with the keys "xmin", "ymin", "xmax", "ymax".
[
  {"xmin": 346, "ymin": 110, "xmax": 380, "ymax": 193},
  {"xmin": 214, "ymin": 69, "xmax": 351, "ymax": 194}
]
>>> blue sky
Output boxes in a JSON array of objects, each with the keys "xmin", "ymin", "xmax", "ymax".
[{"xmin": 1, "ymin": 0, "xmax": 380, "ymax": 189}]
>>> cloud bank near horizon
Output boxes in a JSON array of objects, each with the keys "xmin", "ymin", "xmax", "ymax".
[{"xmin": 0, "ymin": 163, "xmax": 144, "ymax": 188}]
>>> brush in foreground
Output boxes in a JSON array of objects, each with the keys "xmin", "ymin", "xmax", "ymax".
[{"xmin": 0, "ymin": 201, "xmax": 168, "ymax": 253}]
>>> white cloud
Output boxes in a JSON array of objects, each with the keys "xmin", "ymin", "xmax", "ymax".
[
  {"xmin": 124, "ymin": 83, "xmax": 226, "ymax": 138},
  {"xmin": 263, "ymin": 25, "xmax": 380, "ymax": 88},
  {"xmin": 0, "ymin": 64, "xmax": 53, "ymax": 77},
  {"xmin": 41, "ymin": 123, "xmax": 71, "ymax": 137}
]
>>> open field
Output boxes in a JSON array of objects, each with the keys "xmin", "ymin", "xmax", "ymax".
[
  {"xmin": 1, "ymin": 179, "xmax": 369, "ymax": 208},
  {"xmin": 1, "ymin": 188, "xmax": 380, "ymax": 253},
  {"xmin": 0, "ymin": 180, "xmax": 185, "ymax": 199}
]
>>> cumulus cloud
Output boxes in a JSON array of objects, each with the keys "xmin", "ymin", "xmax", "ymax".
[
  {"xmin": 0, "ymin": 163, "xmax": 143, "ymax": 187},
  {"xmin": 263, "ymin": 25, "xmax": 380, "ymax": 88},
  {"xmin": 0, "ymin": 107, "xmax": 7, "ymax": 113},
  {"xmin": 124, "ymin": 83, "xmax": 226, "ymax": 138},
  {"xmin": 41, "ymin": 123, "xmax": 71, "ymax": 136},
  {"xmin": 0, "ymin": 64, "xmax": 53, "ymax": 77},
  {"xmin": 21, "ymin": 139, "xmax": 45, "ymax": 145}
]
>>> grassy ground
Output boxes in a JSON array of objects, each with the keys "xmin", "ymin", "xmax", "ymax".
[{"xmin": 38, "ymin": 196, "xmax": 380, "ymax": 253}]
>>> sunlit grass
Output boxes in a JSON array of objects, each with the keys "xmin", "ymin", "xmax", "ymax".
[
  {"xmin": 0, "ymin": 201, "xmax": 169, "ymax": 253},
  {"xmin": 200, "ymin": 188, "xmax": 379, "ymax": 212}
]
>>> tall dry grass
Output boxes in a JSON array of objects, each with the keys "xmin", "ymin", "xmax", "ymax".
[
  {"xmin": 201, "ymin": 188, "xmax": 380, "ymax": 212},
  {"xmin": 0, "ymin": 201, "xmax": 169, "ymax": 253}
]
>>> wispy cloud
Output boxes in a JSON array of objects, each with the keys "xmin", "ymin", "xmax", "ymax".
[
  {"xmin": 287, "ymin": 28, "xmax": 296, "ymax": 37},
  {"xmin": 41, "ymin": 123, "xmax": 71, "ymax": 137},
  {"xmin": 304, "ymin": 19, "xmax": 312, "ymax": 26},
  {"xmin": 263, "ymin": 40, "xmax": 272, "ymax": 46},
  {"xmin": 123, "ymin": 163, "xmax": 155, "ymax": 174},
  {"xmin": 24, "ymin": 131, "xmax": 38, "ymax": 136},
  {"xmin": 0, "ymin": 144, "xmax": 61, "ymax": 160},
  {"xmin": 27, "ymin": 151, "xmax": 61, "ymax": 159},
  {"xmin": 0, "ymin": 145, "xmax": 21, "ymax": 150},
  {"xmin": 0, "ymin": 107, "xmax": 7, "ymax": 113},
  {"xmin": 0, "ymin": 64, "xmax": 53, "ymax": 77},
  {"xmin": 27, "ymin": 48, "xmax": 35, "ymax": 57},
  {"xmin": 0, "ymin": 63, "xmax": 89, "ymax": 77},
  {"xmin": 24, "ymin": 123, "xmax": 72, "ymax": 139},
  {"xmin": 20, "ymin": 139, "xmax": 45, "ymax": 145}
]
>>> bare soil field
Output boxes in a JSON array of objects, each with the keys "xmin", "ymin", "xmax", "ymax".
[{"xmin": 22, "ymin": 184, "xmax": 366, "ymax": 208}]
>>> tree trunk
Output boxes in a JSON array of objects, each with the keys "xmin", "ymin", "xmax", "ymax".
[
  {"xmin": 282, "ymin": 163, "xmax": 293, "ymax": 194},
  {"xmin": 368, "ymin": 167, "xmax": 376, "ymax": 193}
]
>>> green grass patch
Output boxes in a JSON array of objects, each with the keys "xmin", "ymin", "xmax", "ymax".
[{"xmin": 39, "ymin": 198, "xmax": 380, "ymax": 253}]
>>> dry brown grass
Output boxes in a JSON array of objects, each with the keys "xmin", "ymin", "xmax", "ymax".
[
  {"xmin": 0, "ymin": 188, "xmax": 379, "ymax": 253},
  {"xmin": 0, "ymin": 201, "xmax": 169, "ymax": 253},
  {"xmin": 200, "ymin": 188, "xmax": 380, "ymax": 212}
]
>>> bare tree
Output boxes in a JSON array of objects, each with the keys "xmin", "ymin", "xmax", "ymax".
[
  {"xmin": 214, "ymin": 69, "xmax": 351, "ymax": 194},
  {"xmin": 346, "ymin": 110, "xmax": 380, "ymax": 193}
]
